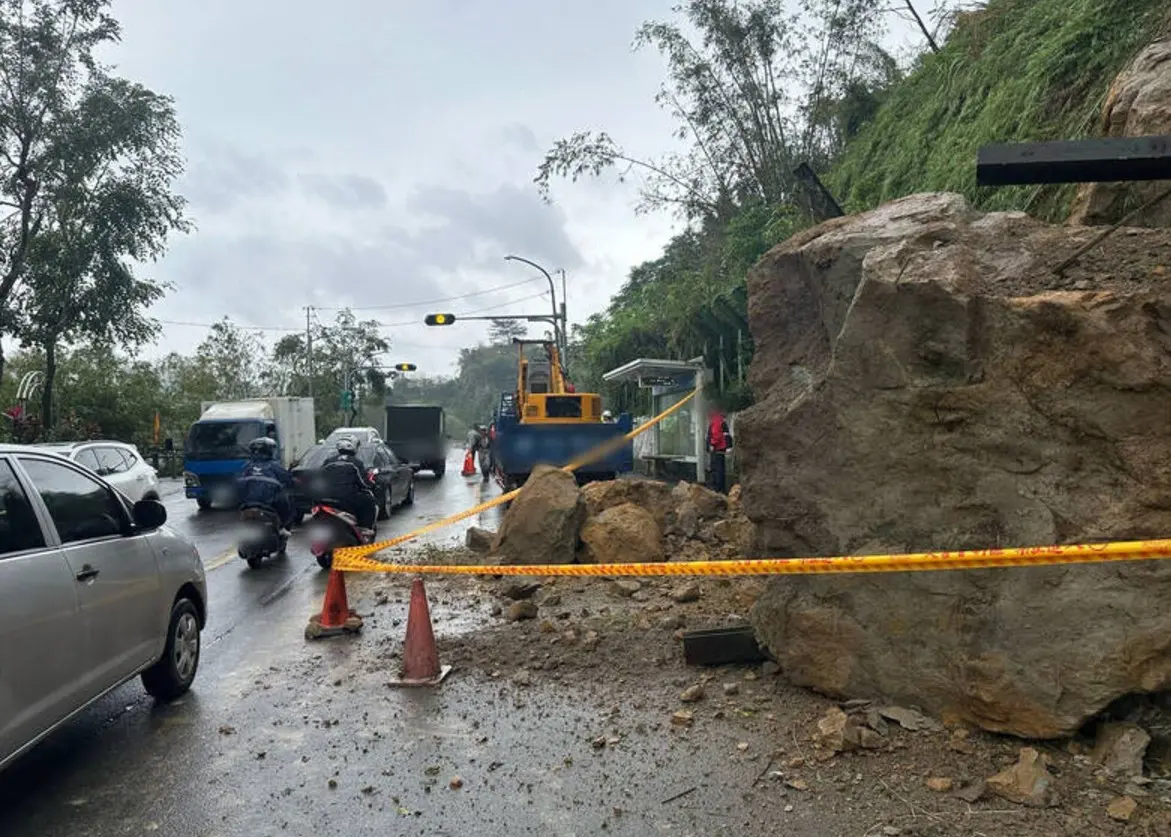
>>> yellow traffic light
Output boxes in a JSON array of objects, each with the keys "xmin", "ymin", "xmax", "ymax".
[
  {"xmin": 394, "ymin": 363, "xmax": 417, "ymax": 372},
  {"xmin": 424, "ymin": 313, "xmax": 455, "ymax": 326}
]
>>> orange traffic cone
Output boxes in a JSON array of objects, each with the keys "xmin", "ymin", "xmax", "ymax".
[
  {"xmin": 460, "ymin": 449, "xmax": 475, "ymax": 477},
  {"xmin": 305, "ymin": 570, "xmax": 364, "ymax": 640},
  {"xmin": 387, "ymin": 577, "xmax": 452, "ymax": 686}
]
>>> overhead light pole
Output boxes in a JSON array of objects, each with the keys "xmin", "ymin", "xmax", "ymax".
[{"xmin": 505, "ymin": 255, "xmax": 566, "ymax": 355}]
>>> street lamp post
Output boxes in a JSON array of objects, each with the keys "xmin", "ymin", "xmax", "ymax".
[{"xmin": 505, "ymin": 254, "xmax": 565, "ymax": 354}]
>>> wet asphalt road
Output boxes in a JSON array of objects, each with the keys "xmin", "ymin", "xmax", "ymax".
[{"xmin": 0, "ymin": 446, "xmax": 508, "ymax": 837}]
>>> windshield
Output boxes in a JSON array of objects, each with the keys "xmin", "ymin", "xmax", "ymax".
[{"xmin": 186, "ymin": 420, "xmax": 265, "ymax": 460}]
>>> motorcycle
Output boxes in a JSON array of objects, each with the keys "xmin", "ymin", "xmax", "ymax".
[
  {"xmin": 237, "ymin": 505, "xmax": 289, "ymax": 569},
  {"xmin": 307, "ymin": 502, "xmax": 375, "ymax": 570}
]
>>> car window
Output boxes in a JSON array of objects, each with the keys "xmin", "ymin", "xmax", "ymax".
[
  {"xmin": 356, "ymin": 446, "xmax": 376, "ymax": 468},
  {"xmin": 0, "ymin": 459, "xmax": 46, "ymax": 555},
  {"xmin": 74, "ymin": 448, "xmax": 101, "ymax": 473},
  {"xmin": 96, "ymin": 447, "xmax": 129, "ymax": 475},
  {"xmin": 122, "ymin": 449, "xmax": 139, "ymax": 468},
  {"xmin": 20, "ymin": 457, "xmax": 127, "ymax": 544},
  {"xmin": 381, "ymin": 446, "xmax": 399, "ymax": 466}
]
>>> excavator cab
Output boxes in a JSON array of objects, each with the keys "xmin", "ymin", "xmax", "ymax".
[{"xmin": 514, "ymin": 339, "xmax": 602, "ymax": 424}]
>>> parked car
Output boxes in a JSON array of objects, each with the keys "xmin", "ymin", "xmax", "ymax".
[
  {"xmin": 0, "ymin": 445, "xmax": 207, "ymax": 772},
  {"xmin": 290, "ymin": 440, "xmax": 414, "ymax": 522},
  {"xmin": 34, "ymin": 440, "xmax": 161, "ymax": 503}
]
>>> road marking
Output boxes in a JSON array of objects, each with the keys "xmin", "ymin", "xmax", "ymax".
[{"xmin": 205, "ymin": 548, "xmax": 238, "ymax": 572}]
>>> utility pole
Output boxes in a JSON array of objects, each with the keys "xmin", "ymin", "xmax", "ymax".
[{"xmin": 304, "ymin": 306, "xmax": 314, "ymax": 399}]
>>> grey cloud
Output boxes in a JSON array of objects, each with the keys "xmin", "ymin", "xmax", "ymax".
[
  {"xmin": 298, "ymin": 172, "xmax": 388, "ymax": 210},
  {"xmin": 404, "ymin": 182, "xmax": 584, "ymax": 273},
  {"xmin": 182, "ymin": 145, "xmax": 289, "ymax": 214},
  {"xmin": 498, "ymin": 123, "xmax": 540, "ymax": 154}
]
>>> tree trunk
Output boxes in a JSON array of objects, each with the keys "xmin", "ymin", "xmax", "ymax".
[
  {"xmin": 41, "ymin": 339, "xmax": 56, "ymax": 441},
  {"xmin": 904, "ymin": 1, "xmax": 940, "ymax": 53}
]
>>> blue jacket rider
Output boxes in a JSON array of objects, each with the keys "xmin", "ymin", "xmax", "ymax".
[{"xmin": 237, "ymin": 437, "xmax": 295, "ymax": 533}]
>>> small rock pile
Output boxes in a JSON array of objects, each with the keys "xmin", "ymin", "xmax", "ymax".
[{"xmin": 466, "ymin": 464, "xmax": 751, "ymax": 565}]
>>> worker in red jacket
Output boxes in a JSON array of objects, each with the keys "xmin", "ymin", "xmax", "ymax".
[{"xmin": 706, "ymin": 408, "xmax": 733, "ymax": 494}]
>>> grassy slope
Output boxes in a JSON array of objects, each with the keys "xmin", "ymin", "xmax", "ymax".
[{"xmin": 830, "ymin": 0, "xmax": 1169, "ymax": 222}]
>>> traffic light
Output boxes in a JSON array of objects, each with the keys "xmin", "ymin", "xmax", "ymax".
[
  {"xmin": 394, "ymin": 363, "xmax": 417, "ymax": 372},
  {"xmin": 424, "ymin": 313, "xmax": 456, "ymax": 326},
  {"xmin": 340, "ymin": 390, "xmax": 354, "ymax": 411}
]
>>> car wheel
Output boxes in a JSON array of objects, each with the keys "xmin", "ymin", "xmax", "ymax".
[
  {"xmin": 196, "ymin": 498, "xmax": 212, "ymax": 511},
  {"xmin": 432, "ymin": 461, "xmax": 446, "ymax": 478},
  {"xmin": 377, "ymin": 486, "xmax": 391, "ymax": 521},
  {"xmin": 142, "ymin": 598, "xmax": 201, "ymax": 701},
  {"xmin": 403, "ymin": 477, "xmax": 415, "ymax": 506}
]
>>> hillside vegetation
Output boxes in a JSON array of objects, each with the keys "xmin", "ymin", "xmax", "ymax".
[{"xmin": 543, "ymin": 0, "xmax": 1170, "ymax": 413}]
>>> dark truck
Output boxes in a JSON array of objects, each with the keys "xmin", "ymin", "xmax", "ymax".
[{"xmin": 385, "ymin": 404, "xmax": 447, "ymax": 477}]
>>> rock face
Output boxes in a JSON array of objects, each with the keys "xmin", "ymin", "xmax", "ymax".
[
  {"xmin": 742, "ymin": 193, "xmax": 1171, "ymax": 737},
  {"xmin": 492, "ymin": 465, "xmax": 585, "ymax": 565},
  {"xmin": 580, "ymin": 502, "xmax": 664, "ymax": 563},
  {"xmin": 1068, "ymin": 35, "xmax": 1171, "ymax": 228}
]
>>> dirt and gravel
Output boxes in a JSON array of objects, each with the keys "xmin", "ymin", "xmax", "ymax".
[{"xmin": 272, "ymin": 542, "xmax": 1171, "ymax": 837}]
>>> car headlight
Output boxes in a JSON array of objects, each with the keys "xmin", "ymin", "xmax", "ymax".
[{"xmin": 183, "ymin": 471, "xmax": 200, "ymax": 487}]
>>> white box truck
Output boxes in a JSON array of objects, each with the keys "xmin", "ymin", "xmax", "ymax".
[{"xmin": 184, "ymin": 397, "xmax": 316, "ymax": 509}]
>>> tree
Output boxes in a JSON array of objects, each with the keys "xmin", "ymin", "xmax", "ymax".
[
  {"xmin": 488, "ymin": 318, "xmax": 527, "ymax": 345},
  {"xmin": 19, "ymin": 72, "xmax": 188, "ymax": 435},
  {"xmin": 0, "ymin": 0, "xmax": 125, "ymax": 383},
  {"xmin": 192, "ymin": 319, "xmax": 270, "ymax": 402},
  {"xmin": 535, "ymin": 0, "xmax": 890, "ymax": 221}
]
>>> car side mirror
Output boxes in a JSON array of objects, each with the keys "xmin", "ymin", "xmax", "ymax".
[{"xmin": 132, "ymin": 499, "xmax": 167, "ymax": 531}]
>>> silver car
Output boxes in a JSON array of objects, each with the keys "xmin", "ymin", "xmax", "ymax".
[{"xmin": 0, "ymin": 445, "xmax": 207, "ymax": 771}]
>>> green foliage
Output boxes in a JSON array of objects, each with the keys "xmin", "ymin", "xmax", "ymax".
[{"xmin": 830, "ymin": 0, "xmax": 1170, "ymax": 220}]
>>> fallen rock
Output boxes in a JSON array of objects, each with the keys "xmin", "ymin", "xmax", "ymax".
[
  {"xmin": 1107, "ymin": 795, "xmax": 1138, "ymax": 822},
  {"xmin": 814, "ymin": 706, "xmax": 884, "ymax": 754},
  {"xmin": 1068, "ymin": 34, "xmax": 1171, "ymax": 228},
  {"xmin": 580, "ymin": 502, "xmax": 664, "ymax": 563},
  {"xmin": 582, "ymin": 630, "xmax": 600, "ymax": 650},
  {"xmin": 465, "ymin": 526, "xmax": 495, "ymax": 553},
  {"xmin": 493, "ymin": 465, "xmax": 584, "ymax": 565},
  {"xmin": 505, "ymin": 601, "xmax": 538, "ymax": 622},
  {"xmin": 502, "ymin": 579, "xmax": 541, "ymax": 600},
  {"xmin": 1092, "ymin": 722, "xmax": 1151, "ymax": 777},
  {"xmin": 877, "ymin": 706, "xmax": 942, "ymax": 733},
  {"xmin": 949, "ymin": 728, "xmax": 975, "ymax": 755},
  {"xmin": 670, "ymin": 582, "xmax": 702, "ymax": 604},
  {"xmin": 449, "ymin": 776, "xmax": 463, "ymax": 790},
  {"xmin": 580, "ymin": 478, "xmax": 675, "ymax": 529},
  {"xmin": 986, "ymin": 747, "xmax": 1056, "ymax": 807},
  {"xmin": 680, "ymin": 684, "xmax": 705, "ymax": 703},
  {"xmin": 671, "ymin": 710, "xmax": 694, "ymax": 727},
  {"xmin": 926, "ymin": 777, "xmax": 953, "ymax": 793},
  {"xmin": 743, "ymin": 193, "xmax": 1171, "ymax": 738},
  {"xmin": 671, "ymin": 481, "xmax": 728, "ymax": 520},
  {"xmin": 610, "ymin": 579, "xmax": 642, "ymax": 597}
]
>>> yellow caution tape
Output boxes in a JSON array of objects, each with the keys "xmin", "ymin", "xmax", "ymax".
[
  {"xmin": 334, "ymin": 537, "xmax": 1171, "ymax": 576},
  {"xmin": 333, "ymin": 390, "xmax": 698, "ymax": 564}
]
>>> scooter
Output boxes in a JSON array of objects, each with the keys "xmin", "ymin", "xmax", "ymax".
[
  {"xmin": 307, "ymin": 502, "xmax": 375, "ymax": 570},
  {"xmin": 237, "ymin": 504, "xmax": 289, "ymax": 569}
]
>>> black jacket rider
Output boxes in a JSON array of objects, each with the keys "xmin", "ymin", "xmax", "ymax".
[{"xmin": 317, "ymin": 447, "xmax": 376, "ymax": 529}]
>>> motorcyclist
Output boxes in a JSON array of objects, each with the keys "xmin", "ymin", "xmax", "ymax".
[
  {"xmin": 236, "ymin": 437, "xmax": 295, "ymax": 535},
  {"xmin": 318, "ymin": 437, "xmax": 377, "ymax": 531}
]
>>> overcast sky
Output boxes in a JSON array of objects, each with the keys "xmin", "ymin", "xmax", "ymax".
[{"xmin": 107, "ymin": 0, "xmax": 932, "ymax": 377}]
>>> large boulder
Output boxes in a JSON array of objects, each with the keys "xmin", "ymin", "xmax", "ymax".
[
  {"xmin": 1068, "ymin": 35, "xmax": 1171, "ymax": 228},
  {"xmin": 580, "ymin": 478, "xmax": 675, "ymax": 529},
  {"xmin": 740, "ymin": 192, "xmax": 1171, "ymax": 737},
  {"xmin": 579, "ymin": 502, "xmax": 665, "ymax": 563},
  {"xmin": 492, "ymin": 465, "xmax": 585, "ymax": 565}
]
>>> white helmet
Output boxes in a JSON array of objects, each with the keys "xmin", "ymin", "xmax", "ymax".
[{"xmin": 602, "ymin": 409, "xmax": 613, "ymax": 421}]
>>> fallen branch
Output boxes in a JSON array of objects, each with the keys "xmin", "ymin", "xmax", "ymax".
[{"xmin": 661, "ymin": 786, "xmax": 698, "ymax": 805}]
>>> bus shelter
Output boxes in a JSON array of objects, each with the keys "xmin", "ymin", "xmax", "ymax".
[{"xmin": 603, "ymin": 357, "xmax": 710, "ymax": 484}]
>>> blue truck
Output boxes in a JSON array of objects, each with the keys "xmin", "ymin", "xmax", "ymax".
[
  {"xmin": 490, "ymin": 340, "xmax": 632, "ymax": 490},
  {"xmin": 183, "ymin": 397, "xmax": 316, "ymax": 510}
]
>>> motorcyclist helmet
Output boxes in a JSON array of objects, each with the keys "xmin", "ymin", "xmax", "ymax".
[
  {"xmin": 249, "ymin": 436, "xmax": 278, "ymax": 460},
  {"xmin": 335, "ymin": 437, "xmax": 358, "ymax": 458},
  {"xmin": 602, "ymin": 410, "xmax": 613, "ymax": 421}
]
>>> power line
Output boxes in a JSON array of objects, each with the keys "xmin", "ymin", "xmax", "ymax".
[{"xmin": 153, "ymin": 290, "xmax": 551, "ymax": 333}]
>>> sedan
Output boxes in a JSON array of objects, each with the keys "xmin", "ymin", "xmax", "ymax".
[
  {"xmin": 0, "ymin": 444, "xmax": 207, "ymax": 772},
  {"xmin": 291, "ymin": 441, "xmax": 414, "ymax": 521},
  {"xmin": 33, "ymin": 440, "xmax": 161, "ymax": 503}
]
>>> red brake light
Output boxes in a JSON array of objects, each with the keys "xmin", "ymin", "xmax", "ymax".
[{"xmin": 366, "ymin": 470, "xmax": 376, "ymax": 482}]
